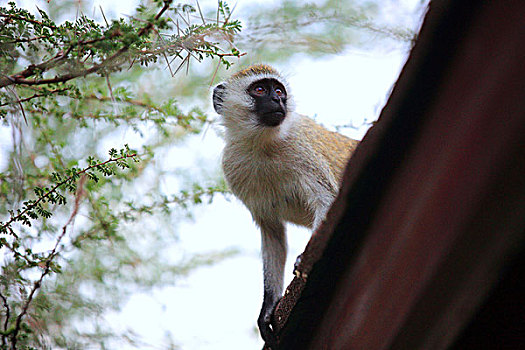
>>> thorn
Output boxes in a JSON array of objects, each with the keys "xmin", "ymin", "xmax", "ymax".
[
  {"xmin": 195, "ymin": 0, "xmax": 206, "ymax": 25},
  {"xmin": 99, "ymin": 5, "xmax": 109, "ymax": 26}
]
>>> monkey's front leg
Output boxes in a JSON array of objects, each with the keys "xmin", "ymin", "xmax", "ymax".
[
  {"xmin": 293, "ymin": 200, "xmax": 332, "ymax": 277},
  {"xmin": 257, "ymin": 219, "xmax": 287, "ymax": 348}
]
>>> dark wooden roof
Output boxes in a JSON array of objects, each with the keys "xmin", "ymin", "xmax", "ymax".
[{"xmin": 268, "ymin": 0, "xmax": 525, "ymax": 349}]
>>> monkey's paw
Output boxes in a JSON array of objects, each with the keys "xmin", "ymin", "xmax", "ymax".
[
  {"xmin": 258, "ymin": 300, "xmax": 279, "ymax": 349},
  {"xmin": 293, "ymin": 253, "xmax": 303, "ymax": 276}
]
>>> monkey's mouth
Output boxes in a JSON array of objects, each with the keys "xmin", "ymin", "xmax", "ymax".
[{"xmin": 260, "ymin": 111, "xmax": 285, "ymax": 127}]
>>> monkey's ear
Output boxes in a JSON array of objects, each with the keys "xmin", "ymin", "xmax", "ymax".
[{"xmin": 213, "ymin": 84, "xmax": 226, "ymax": 114}]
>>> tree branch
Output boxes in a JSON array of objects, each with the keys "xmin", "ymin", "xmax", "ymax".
[
  {"xmin": 0, "ymin": 35, "xmax": 46, "ymax": 45},
  {"xmin": 0, "ymin": 290, "xmax": 10, "ymax": 347},
  {"xmin": 0, "ymin": 13, "xmax": 57, "ymax": 30},
  {"xmin": 8, "ymin": 175, "xmax": 87, "ymax": 348},
  {"xmin": 0, "ymin": 88, "xmax": 70, "ymax": 107},
  {"xmin": 0, "ymin": 153, "xmax": 137, "ymax": 236},
  {"xmin": 9, "ymin": 187, "xmax": 84, "ymax": 349},
  {"xmin": 0, "ymin": 1, "xmax": 173, "ymax": 89}
]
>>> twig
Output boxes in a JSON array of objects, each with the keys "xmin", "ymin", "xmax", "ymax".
[
  {"xmin": 9, "ymin": 254, "xmax": 51, "ymax": 348},
  {"xmin": 193, "ymin": 48, "xmax": 246, "ymax": 58},
  {"xmin": 0, "ymin": 88, "xmax": 70, "ymax": 107},
  {"xmin": 209, "ymin": 60, "xmax": 221, "ymax": 88},
  {"xmin": 0, "ymin": 35, "xmax": 46, "ymax": 44},
  {"xmin": 0, "ymin": 290, "xmax": 10, "ymax": 347},
  {"xmin": 335, "ymin": 118, "xmax": 374, "ymax": 132},
  {"xmin": 10, "ymin": 174, "xmax": 85, "ymax": 348},
  {"xmin": 84, "ymin": 94, "xmax": 163, "ymax": 113},
  {"xmin": 120, "ymin": 184, "xmax": 230, "ymax": 216},
  {"xmin": 0, "ymin": 239, "xmax": 33, "ymax": 266},
  {"xmin": 104, "ymin": 74, "xmax": 115, "ymax": 104},
  {"xmin": 0, "ymin": 13, "xmax": 57, "ymax": 30},
  {"xmin": 0, "ymin": 153, "xmax": 137, "ymax": 235},
  {"xmin": 4, "ymin": 87, "xmax": 27, "ymax": 125}
]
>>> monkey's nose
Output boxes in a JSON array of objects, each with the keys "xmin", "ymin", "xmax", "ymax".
[{"xmin": 270, "ymin": 91, "xmax": 281, "ymax": 102}]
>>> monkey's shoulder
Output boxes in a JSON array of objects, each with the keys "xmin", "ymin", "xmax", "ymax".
[{"xmin": 294, "ymin": 116, "xmax": 359, "ymax": 180}]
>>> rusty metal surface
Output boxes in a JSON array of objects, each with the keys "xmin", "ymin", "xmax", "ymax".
[{"xmin": 271, "ymin": 0, "xmax": 525, "ymax": 349}]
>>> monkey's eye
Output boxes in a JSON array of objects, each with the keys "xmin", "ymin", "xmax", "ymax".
[
  {"xmin": 275, "ymin": 88, "xmax": 285, "ymax": 97},
  {"xmin": 252, "ymin": 86, "xmax": 266, "ymax": 96}
]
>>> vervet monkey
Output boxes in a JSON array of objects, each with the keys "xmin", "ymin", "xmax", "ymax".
[{"xmin": 213, "ymin": 64, "xmax": 358, "ymax": 346}]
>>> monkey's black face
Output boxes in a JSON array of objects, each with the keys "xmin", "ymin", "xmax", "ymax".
[{"xmin": 248, "ymin": 78, "xmax": 287, "ymax": 127}]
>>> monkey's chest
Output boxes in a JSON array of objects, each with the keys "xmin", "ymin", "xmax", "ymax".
[{"xmin": 222, "ymin": 154, "xmax": 315, "ymax": 227}]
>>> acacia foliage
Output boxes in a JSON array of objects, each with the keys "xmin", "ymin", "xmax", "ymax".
[{"xmin": 0, "ymin": 1, "xmax": 240, "ymax": 348}]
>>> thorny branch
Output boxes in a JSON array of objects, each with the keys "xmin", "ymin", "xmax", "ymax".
[
  {"xmin": 9, "ymin": 227, "xmax": 63, "ymax": 348},
  {"xmin": 192, "ymin": 48, "xmax": 246, "ymax": 59},
  {"xmin": 0, "ymin": 35, "xmax": 46, "ymax": 45},
  {"xmin": 0, "ymin": 88, "xmax": 70, "ymax": 107},
  {"xmin": 0, "ymin": 290, "xmax": 10, "ymax": 347},
  {"xmin": 0, "ymin": 1, "xmax": 173, "ymax": 89},
  {"xmin": 10, "ymin": 176, "xmax": 86, "ymax": 349},
  {"xmin": 85, "ymin": 94, "xmax": 164, "ymax": 113},
  {"xmin": 0, "ymin": 13, "xmax": 58, "ymax": 30},
  {"xmin": 0, "ymin": 153, "xmax": 137, "ymax": 236}
]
